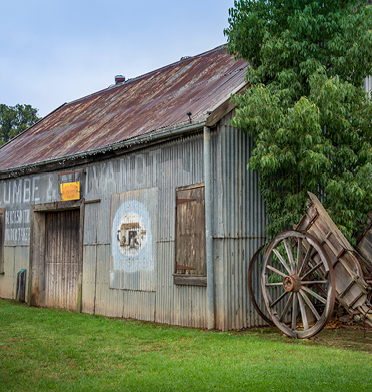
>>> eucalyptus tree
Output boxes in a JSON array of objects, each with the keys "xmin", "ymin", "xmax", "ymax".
[
  {"xmin": 224, "ymin": 0, "xmax": 372, "ymax": 242},
  {"xmin": 0, "ymin": 104, "xmax": 40, "ymax": 146}
]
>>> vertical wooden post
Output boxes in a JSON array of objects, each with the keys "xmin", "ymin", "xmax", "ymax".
[
  {"xmin": 204, "ymin": 126, "xmax": 215, "ymax": 330},
  {"xmin": 77, "ymin": 199, "xmax": 85, "ymax": 313}
]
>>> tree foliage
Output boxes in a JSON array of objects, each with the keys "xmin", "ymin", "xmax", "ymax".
[
  {"xmin": 0, "ymin": 104, "xmax": 41, "ymax": 146},
  {"xmin": 224, "ymin": 0, "xmax": 372, "ymax": 242}
]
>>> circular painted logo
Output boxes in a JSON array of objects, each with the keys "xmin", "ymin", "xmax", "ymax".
[
  {"xmin": 111, "ymin": 200, "xmax": 153, "ymax": 272},
  {"xmin": 116, "ymin": 212, "xmax": 147, "ymax": 257}
]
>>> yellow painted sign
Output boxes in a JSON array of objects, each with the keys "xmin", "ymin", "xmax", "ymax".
[{"xmin": 60, "ymin": 182, "xmax": 80, "ymax": 201}]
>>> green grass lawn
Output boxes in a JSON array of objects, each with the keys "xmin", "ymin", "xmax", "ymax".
[{"xmin": 0, "ymin": 299, "xmax": 371, "ymax": 392}]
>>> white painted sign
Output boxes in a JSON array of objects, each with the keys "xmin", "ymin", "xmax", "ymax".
[
  {"xmin": 111, "ymin": 200, "xmax": 153, "ymax": 272},
  {"xmin": 110, "ymin": 188, "xmax": 157, "ymax": 291}
]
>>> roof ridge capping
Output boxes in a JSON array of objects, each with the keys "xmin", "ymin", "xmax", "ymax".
[{"xmin": 66, "ymin": 44, "xmax": 229, "ymax": 107}]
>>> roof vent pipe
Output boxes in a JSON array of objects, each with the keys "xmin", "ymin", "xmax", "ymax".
[{"xmin": 115, "ymin": 75, "xmax": 125, "ymax": 85}]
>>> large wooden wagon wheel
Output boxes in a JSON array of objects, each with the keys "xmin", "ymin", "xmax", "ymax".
[
  {"xmin": 248, "ymin": 245, "xmax": 273, "ymax": 325},
  {"xmin": 261, "ymin": 230, "xmax": 336, "ymax": 339}
]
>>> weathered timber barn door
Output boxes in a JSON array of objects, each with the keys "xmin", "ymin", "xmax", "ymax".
[
  {"xmin": 28, "ymin": 200, "xmax": 84, "ymax": 312},
  {"xmin": 45, "ymin": 209, "xmax": 80, "ymax": 311},
  {"xmin": 174, "ymin": 183, "xmax": 206, "ymax": 286}
]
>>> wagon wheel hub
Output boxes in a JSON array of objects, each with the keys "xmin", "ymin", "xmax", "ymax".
[{"xmin": 283, "ymin": 275, "xmax": 301, "ymax": 293}]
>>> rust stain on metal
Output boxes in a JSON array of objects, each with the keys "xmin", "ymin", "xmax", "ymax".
[
  {"xmin": 175, "ymin": 263, "xmax": 196, "ymax": 271},
  {"xmin": 0, "ymin": 45, "xmax": 248, "ymax": 171},
  {"xmin": 176, "ymin": 198, "xmax": 197, "ymax": 205}
]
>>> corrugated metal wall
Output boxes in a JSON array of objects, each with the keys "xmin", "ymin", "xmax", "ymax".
[
  {"xmin": 213, "ymin": 111, "xmax": 268, "ymax": 330},
  {"xmin": 0, "ymin": 173, "xmax": 58, "ymax": 301},
  {"xmin": 1, "ymin": 246, "xmax": 28, "ymax": 300},
  {"xmin": 80, "ymin": 118, "xmax": 268, "ymax": 330},
  {"xmin": 0, "ymin": 113, "xmax": 268, "ymax": 330},
  {"xmin": 151, "ymin": 135, "xmax": 207, "ymax": 328},
  {"xmin": 81, "ymin": 133, "xmax": 207, "ymax": 327}
]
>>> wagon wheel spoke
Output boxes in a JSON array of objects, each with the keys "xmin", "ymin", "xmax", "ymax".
[
  {"xmin": 312, "ymin": 283, "xmax": 328, "ymax": 298},
  {"xmin": 279, "ymin": 292, "xmax": 294, "ymax": 322},
  {"xmin": 297, "ymin": 293, "xmax": 308, "ymax": 330},
  {"xmin": 261, "ymin": 230, "xmax": 335, "ymax": 339},
  {"xmin": 273, "ymin": 249, "xmax": 291, "ymax": 274},
  {"xmin": 299, "ymin": 289, "xmax": 320, "ymax": 321},
  {"xmin": 301, "ymin": 286, "xmax": 327, "ymax": 304},
  {"xmin": 284, "ymin": 238, "xmax": 296, "ymax": 273},
  {"xmin": 298, "ymin": 245, "xmax": 313, "ymax": 276},
  {"xmin": 297, "ymin": 239, "xmax": 303, "ymax": 274},
  {"xmin": 301, "ymin": 261, "xmax": 323, "ymax": 281},
  {"xmin": 266, "ymin": 265, "xmax": 288, "ymax": 278},
  {"xmin": 271, "ymin": 290, "xmax": 289, "ymax": 308},
  {"xmin": 291, "ymin": 294, "xmax": 298, "ymax": 330}
]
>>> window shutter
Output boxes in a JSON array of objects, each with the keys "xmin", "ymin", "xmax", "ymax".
[{"xmin": 174, "ymin": 184, "xmax": 206, "ymax": 286}]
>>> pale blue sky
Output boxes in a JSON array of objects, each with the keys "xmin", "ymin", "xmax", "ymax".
[{"xmin": 0, "ymin": 0, "xmax": 235, "ymax": 117}]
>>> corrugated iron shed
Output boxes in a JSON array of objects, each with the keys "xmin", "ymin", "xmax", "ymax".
[{"xmin": 0, "ymin": 45, "xmax": 248, "ymax": 172}]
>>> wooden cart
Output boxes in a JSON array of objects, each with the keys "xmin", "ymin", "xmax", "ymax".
[{"xmin": 248, "ymin": 192, "xmax": 372, "ymax": 338}]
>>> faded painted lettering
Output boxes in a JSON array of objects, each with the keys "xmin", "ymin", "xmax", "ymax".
[
  {"xmin": 5, "ymin": 209, "xmax": 30, "ymax": 225},
  {"xmin": 2, "ymin": 177, "xmax": 42, "ymax": 205},
  {"xmin": 5, "ymin": 227, "xmax": 30, "ymax": 243},
  {"xmin": 23, "ymin": 179, "xmax": 31, "ymax": 202},
  {"xmin": 46, "ymin": 175, "xmax": 57, "ymax": 201},
  {"xmin": 32, "ymin": 177, "xmax": 40, "ymax": 202},
  {"xmin": 13, "ymin": 180, "xmax": 22, "ymax": 203},
  {"xmin": 86, "ymin": 149, "xmax": 162, "ymax": 196},
  {"xmin": 5, "ymin": 208, "xmax": 31, "ymax": 245},
  {"xmin": 149, "ymin": 149, "xmax": 161, "ymax": 184},
  {"xmin": 3, "ymin": 182, "xmax": 11, "ymax": 204},
  {"xmin": 135, "ymin": 154, "xmax": 145, "ymax": 186}
]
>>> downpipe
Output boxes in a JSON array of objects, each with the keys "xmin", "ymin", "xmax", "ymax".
[{"xmin": 204, "ymin": 126, "xmax": 215, "ymax": 330}]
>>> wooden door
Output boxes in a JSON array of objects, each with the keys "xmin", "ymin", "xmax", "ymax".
[{"xmin": 45, "ymin": 210, "xmax": 80, "ymax": 311}]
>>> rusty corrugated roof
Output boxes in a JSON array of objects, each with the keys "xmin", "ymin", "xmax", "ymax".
[{"xmin": 0, "ymin": 45, "xmax": 248, "ymax": 172}]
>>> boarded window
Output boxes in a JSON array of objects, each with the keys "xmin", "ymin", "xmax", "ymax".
[
  {"xmin": 0, "ymin": 208, "xmax": 4, "ymax": 274},
  {"xmin": 174, "ymin": 183, "xmax": 206, "ymax": 286}
]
